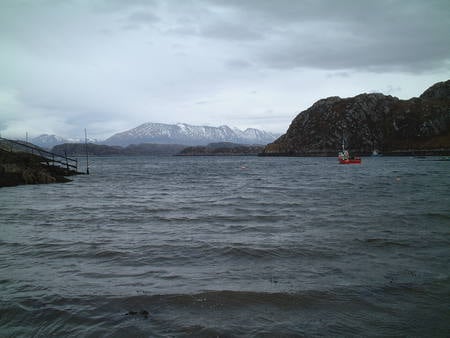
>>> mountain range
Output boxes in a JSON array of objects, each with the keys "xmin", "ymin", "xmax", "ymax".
[
  {"xmin": 103, "ymin": 123, "xmax": 278, "ymax": 146},
  {"xmin": 29, "ymin": 134, "xmax": 98, "ymax": 149},
  {"xmin": 28, "ymin": 124, "xmax": 278, "ymax": 148},
  {"xmin": 26, "ymin": 79, "xmax": 450, "ymax": 155}
]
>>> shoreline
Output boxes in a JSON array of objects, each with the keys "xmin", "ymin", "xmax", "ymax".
[
  {"xmin": 0, "ymin": 149, "xmax": 82, "ymax": 188},
  {"xmin": 258, "ymin": 149, "xmax": 450, "ymax": 157}
]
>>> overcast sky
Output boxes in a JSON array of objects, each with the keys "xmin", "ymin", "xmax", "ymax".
[{"xmin": 1, "ymin": 0, "xmax": 449, "ymax": 139}]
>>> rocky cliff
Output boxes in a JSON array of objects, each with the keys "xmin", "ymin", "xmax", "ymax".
[{"xmin": 261, "ymin": 80, "xmax": 450, "ymax": 156}]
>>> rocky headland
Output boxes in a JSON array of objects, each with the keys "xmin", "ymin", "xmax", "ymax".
[
  {"xmin": 261, "ymin": 80, "xmax": 450, "ymax": 156},
  {"xmin": 0, "ymin": 149, "xmax": 79, "ymax": 188}
]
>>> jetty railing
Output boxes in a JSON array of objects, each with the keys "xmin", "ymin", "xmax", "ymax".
[{"xmin": 0, "ymin": 137, "xmax": 78, "ymax": 172}]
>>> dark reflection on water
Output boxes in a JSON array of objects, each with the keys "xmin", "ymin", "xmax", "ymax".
[{"xmin": 0, "ymin": 156, "xmax": 449, "ymax": 336}]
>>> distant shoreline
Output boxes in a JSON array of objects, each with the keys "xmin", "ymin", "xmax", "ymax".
[{"xmin": 258, "ymin": 149, "xmax": 450, "ymax": 157}]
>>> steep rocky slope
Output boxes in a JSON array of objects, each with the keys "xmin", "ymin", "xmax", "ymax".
[{"xmin": 262, "ymin": 80, "xmax": 450, "ymax": 156}]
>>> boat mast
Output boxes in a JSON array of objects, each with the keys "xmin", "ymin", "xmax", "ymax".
[{"xmin": 84, "ymin": 128, "xmax": 90, "ymax": 175}]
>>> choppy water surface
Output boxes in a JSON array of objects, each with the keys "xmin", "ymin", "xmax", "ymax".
[{"xmin": 1, "ymin": 156, "xmax": 449, "ymax": 337}]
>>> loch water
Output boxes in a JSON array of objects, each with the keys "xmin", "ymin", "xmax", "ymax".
[{"xmin": 0, "ymin": 156, "xmax": 449, "ymax": 337}]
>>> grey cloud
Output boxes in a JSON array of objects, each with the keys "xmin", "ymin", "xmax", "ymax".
[
  {"xmin": 1, "ymin": 0, "xmax": 449, "ymax": 138},
  {"xmin": 225, "ymin": 59, "xmax": 253, "ymax": 69},
  {"xmin": 259, "ymin": 31, "xmax": 450, "ymax": 73},
  {"xmin": 91, "ymin": 0, "xmax": 158, "ymax": 13},
  {"xmin": 128, "ymin": 11, "xmax": 160, "ymax": 24},
  {"xmin": 202, "ymin": 0, "xmax": 450, "ymax": 72},
  {"xmin": 200, "ymin": 21, "xmax": 264, "ymax": 41},
  {"xmin": 91, "ymin": 0, "xmax": 450, "ymax": 76},
  {"xmin": 206, "ymin": 0, "xmax": 448, "ymax": 26},
  {"xmin": 326, "ymin": 72, "xmax": 351, "ymax": 78}
]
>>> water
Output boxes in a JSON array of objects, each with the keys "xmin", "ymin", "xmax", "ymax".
[{"xmin": 0, "ymin": 156, "xmax": 449, "ymax": 337}]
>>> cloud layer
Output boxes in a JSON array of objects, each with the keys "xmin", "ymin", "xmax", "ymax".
[{"xmin": 0, "ymin": 0, "xmax": 449, "ymax": 139}]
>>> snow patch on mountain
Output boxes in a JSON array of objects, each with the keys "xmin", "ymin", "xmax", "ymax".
[
  {"xmin": 29, "ymin": 134, "xmax": 97, "ymax": 149},
  {"xmin": 103, "ymin": 123, "xmax": 278, "ymax": 146}
]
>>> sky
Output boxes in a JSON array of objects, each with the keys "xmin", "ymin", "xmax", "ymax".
[{"xmin": 1, "ymin": 0, "xmax": 449, "ymax": 140}]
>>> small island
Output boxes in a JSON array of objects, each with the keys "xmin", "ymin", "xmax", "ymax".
[
  {"xmin": 51, "ymin": 142, "xmax": 186, "ymax": 156},
  {"xmin": 177, "ymin": 142, "xmax": 265, "ymax": 156},
  {"xmin": 50, "ymin": 142, "xmax": 265, "ymax": 157}
]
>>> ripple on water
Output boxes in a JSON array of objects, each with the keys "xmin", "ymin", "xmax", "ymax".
[{"xmin": 0, "ymin": 156, "xmax": 449, "ymax": 336}]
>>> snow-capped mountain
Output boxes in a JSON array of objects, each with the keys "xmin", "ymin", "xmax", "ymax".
[
  {"xmin": 103, "ymin": 123, "xmax": 278, "ymax": 146},
  {"xmin": 29, "ymin": 134, "xmax": 97, "ymax": 149},
  {"xmin": 29, "ymin": 134, "xmax": 70, "ymax": 148},
  {"xmin": 233, "ymin": 128, "xmax": 280, "ymax": 144}
]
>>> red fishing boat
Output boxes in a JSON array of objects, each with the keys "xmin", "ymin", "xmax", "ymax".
[{"xmin": 338, "ymin": 142, "xmax": 361, "ymax": 164}]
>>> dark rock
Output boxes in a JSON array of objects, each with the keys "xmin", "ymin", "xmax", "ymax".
[
  {"xmin": 261, "ymin": 80, "xmax": 450, "ymax": 156},
  {"xmin": 125, "ymin": 310, "xmax": 149, "ymax": 318},
  {"xmin": 140, "ymin": 310, "xmax": 149, "ymax": 318},
  {"xmin": 0, "ymin": 149, "xmax": 78, "ymax": 188},
  {"xmin": 420, "ymin": 80, "xmax": 450, "ymax": 100}
]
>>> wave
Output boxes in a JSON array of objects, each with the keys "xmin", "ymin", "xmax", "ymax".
[
  {"xmin": 425, "ymin": 212, "xmax": 450, "ymax": 220},
  {"xmin": 361, "ymin": 238, "xmax": 411, "ymax": 247},
  {"xmin": 1, "ymin": 156, "xmax": 450, "ymax": 337},
  {"xmin": 2, "ymin": 284, "xmax": 449, "ymax": 337}
]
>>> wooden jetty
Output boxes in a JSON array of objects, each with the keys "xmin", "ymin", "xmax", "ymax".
[{"xmin": 0, "ymin": 137, "xmax": 81, "ymax": 173}]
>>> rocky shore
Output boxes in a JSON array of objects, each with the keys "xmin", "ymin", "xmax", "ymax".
[{"xmin": 0, "ymin": 149, "xmax": 80, "ymax": 188}]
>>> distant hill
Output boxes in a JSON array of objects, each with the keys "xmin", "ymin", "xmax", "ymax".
[
  {"xmin": 21, "ymin": 124, "xmax": 279, "ymax": 149},
  {"xmin": 103, "ymin": 123, "xmax": 278, "ymax": 146},
  {"xmin": 29, "ymin": 134, "xmax": 68, "ymax": 148},
  {"xmin": 261, "ymin": 80, "xmax": 450, "ymax": 156},
  {"xmin": 29, "ymin": 134, "xmax": 98, "ymax": 149},
  {"xmin": 178, "ymin": 142, "xmax": 264, "ymax": 156},
  {"xmin": 52, "ymin": 143, "xmax": 187, "ymax": 156}
]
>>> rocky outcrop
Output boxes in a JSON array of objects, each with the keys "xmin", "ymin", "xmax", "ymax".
[
  {"xmin": 0, "ymin": 149, "xmax": 78, "ymax": 187},
  {"xmin": 419, "ymin": 80, "xmax": 450, "ymax": 100},
  {"xmin": 261, "ymin": 80, "xmax": 450, "ymax": 156}
]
